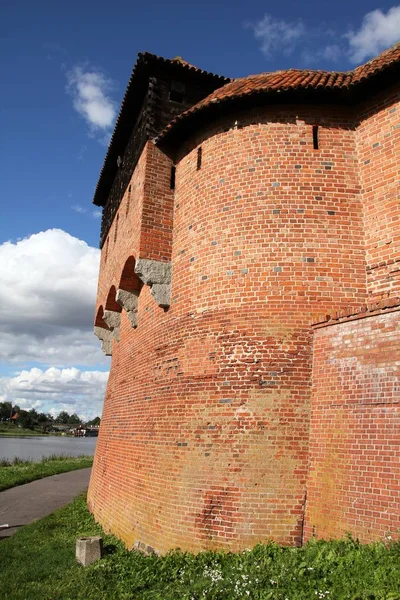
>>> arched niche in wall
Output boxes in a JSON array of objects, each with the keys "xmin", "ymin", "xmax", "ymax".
[
  {"xmin": 93, "ymin": 305, "xmax": 113, "ymax": 356},
  {"xmin": 102, "ymin": 286, "xmax": 122, "ymax": 342},
  {"xmin": 116, "ymin": 256, "xmax": 143, "ymax": 329}
]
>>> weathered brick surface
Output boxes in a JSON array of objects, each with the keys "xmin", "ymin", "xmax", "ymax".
[
  {"xmin": 88, "ymin": 48, "xmax": 399, "ymax": 551},
  {"xmin": 88, "ymin": 104, "xmax": 375, "ymax": 553},
  {"xmin": 304, "ymin": 307, "xmax": 400, "ymax": 542},
  {"xmin": 95, "ymin": 141, "xmax": 173, "ymax": 316},
  {"xmin": 356, "ymin": 84, "xmax": 400, "ymax": 298}
]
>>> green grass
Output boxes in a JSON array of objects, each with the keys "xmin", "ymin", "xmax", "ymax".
[
  {"xmin": 0, "ymin": 455, "xmax": 93, "ymax": 491},
  {"xmin": 1, "ymin": 494, "xmax": 400, "ymax": 599},
  {"xmin": 0, "ymin": 423, "xmax": 67, "ymax": 436},
  {"xmin": 0, "ymin": 424, "xmax": 51, "ymax": 436}
]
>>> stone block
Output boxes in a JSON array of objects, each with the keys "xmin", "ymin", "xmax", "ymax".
[
  {"xmin": 150, "ymin": 283, "xmax": 171, "ymax": 308},
  {"xmin": 135, "ymin": 258, "xmax": 171, "ymax": 286},
  {"xmin": 76, "ymin": 536, "xmax": 103, "ymax": 566}
]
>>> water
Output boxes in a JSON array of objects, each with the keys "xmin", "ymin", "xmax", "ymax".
[{"xmin": 0, "ymin": 436, "xmax": 97, "ymax": 461}]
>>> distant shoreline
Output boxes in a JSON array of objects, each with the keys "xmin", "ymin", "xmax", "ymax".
[{"xmin": 0, "ymin": 431, "xmax": 70, "ymax": 438}]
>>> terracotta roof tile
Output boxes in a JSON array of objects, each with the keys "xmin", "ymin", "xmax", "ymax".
[{"xmin": 157, "ymin": 41, "xmax": 400, "ymax": 143}]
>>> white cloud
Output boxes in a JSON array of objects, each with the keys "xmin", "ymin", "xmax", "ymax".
[
  {"xmin": 301, "ymin": 43, "xmax": 344, "ymax": 66},
  {"xmin": 71, "ymin": 204, "xmax": 87, "ymax": 214},
  {"xmin": 67, "ymin": 66, "xmax": 117, "ymax": 133},
  {"xmin": 346, "ymin": 6, "xmax": 400, "ymax": 63},
  {"xmin": 245, "ymin": 14, "xmax": 305, "ymax": 58},
  {"xmin": 0, "ymin": 330, "xmax": 107, "ymax": 367},
  {"xmin": 322, "ymin": 44, "xmax": 342, "ymax": 62},
  {"xmin": 247, "ymin": 8, "xmax": 400, "ymax": 66},
  {"xmin": 92, "ymin": 209, "xmax": 102, "ymax": 219},
  {"xmin": 0, "ymin": 229, "xmax": 107, "ymax": 368},
  {"xmin": 0, "ymin": 367, "xmax": 108, "ymax": 421}
]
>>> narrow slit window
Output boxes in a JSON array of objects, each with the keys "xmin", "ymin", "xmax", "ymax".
[
  {"xmin": 105, "ymin": 237, "xmax": 109, "ymax": 263},
  {"xmin": 126, "ymin": 185, "xmax": 131, "ymax": 215},
  {"xmin": 114, "ymin": 214, "xmax": 119, "ymax": 243},
  {"xmin": 313, "ymin": 125, "xmax": 319, "ymax": 150},
  {"xmin": 197, "ymin": 147, "xmax": 202, "ymax": 170},
  {"xmin": 170, "ymin": 166, "xmax": 176, "ymax": 190}
]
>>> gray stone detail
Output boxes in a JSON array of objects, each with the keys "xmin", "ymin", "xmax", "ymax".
[
  {"xmin": 150, "ymin": 284, "xmax": 170, "ymax": 309},
  {"xmin": 116, "ymin": 288, "xmax": 139, "ymax": 328},
  {"xmin": 135, "ymin": 259, "xmax": 171, "ymax": 285},
  {"xmin": 135, "ymin": 259, "xmax": 171, "ymax": 308},
  {"xmin": 102, "ymin": 310, "xmax": 121, "ymax": 342},
  {"xmin": 94, "ymin": 326, "xmax": 113, "ymax": 356},
  {"xmin": 76, "ymin": 536, "xmax": 103, "ymax": 566}
]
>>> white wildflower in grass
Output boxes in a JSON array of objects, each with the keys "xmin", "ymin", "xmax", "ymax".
[{"xmin": 202, "ymin": 565, "xmax": 223, "ymax": 583}]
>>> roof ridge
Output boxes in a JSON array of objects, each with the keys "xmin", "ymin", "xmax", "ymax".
[{"xmin": 156, "ymin": 42, "xmax": 400, "ymax": 145}]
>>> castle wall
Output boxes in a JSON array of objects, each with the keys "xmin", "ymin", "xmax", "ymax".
[
  {"xmin": 95, "ymin": 141, "xmax": 173, "ymax": 311},
  {"xmin": 356, "ymin": 84, "xmax": 400, "ymax": 298},
  {"xmin": 89, "ymin": 105, "xmax": 369, "ymax": 553},
  {"xmin": 89, "ymin": 140, "xmax": 175, "ymax": 546},
  {"xmin": 304, "ymin": 303, "xmax": 400, "ymax": 542}
]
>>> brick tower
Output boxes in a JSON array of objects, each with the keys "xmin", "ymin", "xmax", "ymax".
[{"xmin": 88, "ymin": 44, "xmax": 400, "ymax": 553}]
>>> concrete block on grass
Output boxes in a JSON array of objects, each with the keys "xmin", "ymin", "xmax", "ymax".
[{"xmin": 76, "ymin": 536, "xmax": 103, "ymax": 566}]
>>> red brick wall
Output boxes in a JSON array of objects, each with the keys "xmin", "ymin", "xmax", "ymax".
[
  {"xmin": 139, "ymin": 142, "xmax": 174, "ymax": 261},
  {"xmin": 95, "ymin": 141, "xmax": 173, "ymax": 313},
  {"xmin": 304, "ymin": 305, "xmax": 400, "ymax": 543},
  {"xmin": 356, "ymin": 84, "xmax": 400, "ymax": 299},
  {"xmin": 89, "ymin": 104, "xmax": 370, "ymax": 553}
]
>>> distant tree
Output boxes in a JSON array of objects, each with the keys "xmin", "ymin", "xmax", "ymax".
[
  {"xmin": 68, "ymin": 413, "xmax": 81, "ymax": 425},
  {"xmin": 86, "ymin": 416, "xmax": 101, "ymax": 426},
  {"xmin": 56, "ymin": 411, "xmax": 70, "ymax": 424},
  {"xmin": 17, "ymin": 410, "xmax": 35, "ymax": 430},
  {"xmin": 0, "ymin": 402, "xmax": 12, "ymax": 420},
  {"xmin": 37, "ymin": 412, "xmax": 48, "ymax": 425},
  {"xmin": 28, "ymin": 408, "xmax": 39, "ymax": 422},
  {"xmin": 37, "ymin": 412, "xmax": 53, "ymax": 432}
]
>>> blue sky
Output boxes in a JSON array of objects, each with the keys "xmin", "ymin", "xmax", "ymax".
[{"xmin": 1, "ymin": 0, "xmax": 399, "ymax": 419}]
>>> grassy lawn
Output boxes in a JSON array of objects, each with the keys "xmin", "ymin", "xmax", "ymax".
[
  {"xmin": 0, "ymin": 423, "xmax": 66, "ymax": 436},
  {"xmin": 0, "ymin": 455, "xmax": 93, "ymax": 491},
  {"xmin": 0, "ymin": 425, "xmax": 52, "ymax": 436},
  {"xmin": 1, "ymin": 494, "xmax": 400, "ymax": 600}
]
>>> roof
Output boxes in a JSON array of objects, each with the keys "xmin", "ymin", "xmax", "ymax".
[
  {"xmin": 92, "ymin": 53, "xmax": 229, "ymax": 207},
  {"xmin": 156, "ymin": 41, "xmax": 400, "ymax": 146}
]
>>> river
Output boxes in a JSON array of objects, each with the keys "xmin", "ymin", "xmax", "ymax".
[{"xmin": 0, "ymin": 436, "xmax": 97, "ymax": 461}]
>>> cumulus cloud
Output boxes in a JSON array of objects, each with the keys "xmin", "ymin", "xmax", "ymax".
[
  {"xmin": 0, "ymin": 330, "xmax": 106, "ymax": 367},
  {"xmin": 247, "ymin": 8, "xmax": 400, "ymax": 66},
  {"xmin": 0, "ymin": 367, "xmax": 108, "ymax": 421},
  {"xmin": 346, "ymin": 6, "xmax": 400, "ymax": 63},
  {"xmin": 245, "ymin": 14, "xmax": 305, "ymax": 57},
  {"xmin": 0, "ymin": 229, "xmax": 107, "ymax": 368},
  {"xmin": 67, "ymin": 66, "xmax": 117, "ymax": 134}
]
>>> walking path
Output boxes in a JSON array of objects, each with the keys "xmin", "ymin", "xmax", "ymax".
[{"xmin": 0, "ymin": 467, "xmax": 92, "ymax": 539}]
